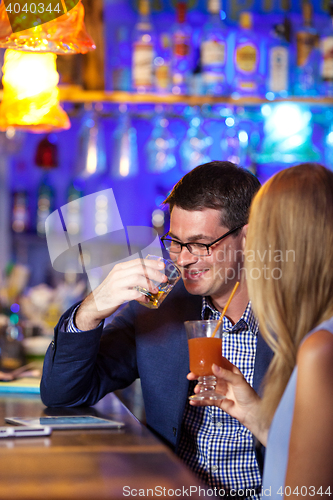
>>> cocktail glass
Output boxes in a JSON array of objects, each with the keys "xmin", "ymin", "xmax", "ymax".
[
  {"xmin": 134, "ymin": 255, "xmax": 181, "ymax": 309},
  {"xmin": 185, "ymin": 320, "xmax": 225, "ymax": 401}
]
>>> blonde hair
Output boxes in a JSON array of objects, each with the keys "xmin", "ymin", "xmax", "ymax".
[{"xmin": 246, "ymin": 163, "xmax": 333, "ymax": 425}]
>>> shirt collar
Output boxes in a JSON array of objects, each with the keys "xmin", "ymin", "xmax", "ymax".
[{"xmin": 201, "ymin": 296, "xmax": 259, "ymax": 336}]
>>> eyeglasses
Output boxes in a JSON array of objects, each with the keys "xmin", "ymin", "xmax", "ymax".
[{"xmin": 161, "ymin": 225, "xmax": 244, "ymax": 257}]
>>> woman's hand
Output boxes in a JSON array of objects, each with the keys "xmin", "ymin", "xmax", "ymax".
[{"xmin": 188, "ymin": 362, "xmax": 268, "ymax": 445}]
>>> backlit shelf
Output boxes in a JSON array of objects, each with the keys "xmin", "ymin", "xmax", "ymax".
[{"xmin": 58, "ymin": 88, "xmax": 333, "ymax": 106}]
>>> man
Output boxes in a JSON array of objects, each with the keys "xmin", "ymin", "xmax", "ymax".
[{"xmin": 41, "ymin": 161, "xmax": 272, "ymax": 499}]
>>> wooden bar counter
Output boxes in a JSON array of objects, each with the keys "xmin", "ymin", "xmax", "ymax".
[{"xmin": 0, "ymin": 393, "xmax": 205, "ymax": 499}]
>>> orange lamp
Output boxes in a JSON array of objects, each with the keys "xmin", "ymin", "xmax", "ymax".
[
  {"xmin": 0, "ymin": 0, "xmax": 95, "ymax": 54},
  {"xmin": 0, "ymin": 49, "xmax": 70, "ymax": 132}
]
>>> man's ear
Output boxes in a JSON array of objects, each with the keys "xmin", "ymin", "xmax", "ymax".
[{"xmin": 241, "ymin": 224, "xmax": 248, "ymax": 253}]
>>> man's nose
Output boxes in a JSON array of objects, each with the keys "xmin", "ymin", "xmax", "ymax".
[{"xmin": 176, "ymin": 246, "xmax": 198, "ymax": 268}]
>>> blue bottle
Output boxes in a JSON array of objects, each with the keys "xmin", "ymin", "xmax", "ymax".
[
  {"xmin": 266, "ymin": 18, "xmax": 291, "ymax": 98},
  {"xmin": 171, "ymin": 2, "xmax": 193, "ymax": 95},
  {"xmin": 232, "ymin": 12, "xmax": 263, "ymax": 96},
  {"xmin": 200, "ymin": 0, "xmax": 229, "ymax": 96},
  {"xmin": 320, "ymin": 1, "xmax": 333, "ymax": 96},
  {"xmin": 294, "ymin": 1, "xmax": 320, "ymax": 96}
]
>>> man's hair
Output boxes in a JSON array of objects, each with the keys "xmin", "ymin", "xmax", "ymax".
[{"xmin": 164, "ymin": 161, "xmax": 261, "ymax": 229}]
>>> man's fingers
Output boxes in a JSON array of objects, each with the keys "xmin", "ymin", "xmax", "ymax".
[
  {"xmin": 112, "ymin": 259, "xmax": 167, "ymax": 288},
  {"xmin": 118, "ymin": 257, "xmax": 164, "ymax": 271}
]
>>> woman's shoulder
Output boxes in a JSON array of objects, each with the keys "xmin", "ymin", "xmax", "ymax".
[
  {"xmin": 299, "ymin": 328, "xmax": 333, "ymax": 359},
  {"xmin": 297, "ymin": 328, "xmax": 333, "ymax": 388}
]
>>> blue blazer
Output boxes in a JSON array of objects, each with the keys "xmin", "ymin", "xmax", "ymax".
[{"xmin": 41, "ymin": 280, "xmax": 273, "ymax": 452}]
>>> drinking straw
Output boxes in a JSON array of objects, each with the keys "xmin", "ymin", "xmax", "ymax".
[{"xmin": 211, "ymin": 281, "xmax": 240, "ymax": 338}]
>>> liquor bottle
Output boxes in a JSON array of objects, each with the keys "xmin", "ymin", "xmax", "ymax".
[
  {"xmin": 267, "ymin": 18, "xmax": 291, "ymax": 97},
  {"xmin": 294, "ymin": 1, "xmax": 320, "ymax": 96},
  {"xmin": 36, "ymin": 176, "xmax": 54, "ymax": 237},
  {"xmin": 320, "ymin": 1, "xmax": 333, "ymax": 96},
  {"xmin": 232, "ymin": 12, "xmax": 263, "ymax": 96},
  {"xmin": 65, "ymin": 183, "xmax": 83, "ymax": 237},
  {"xmin": 35, "ymin": 135, "xmax": 58, "ymax": 170},
  {"xmin": 0, "ymin": 318, "xmax": 25, "ymax": 370},
  {"xmin": 11, "ymin": 160, "xmax": 30, "ymax": 234},
  {"xmin": 191, "ymin": 44, "xmax": 203, "ymax": 95},
  {"xmin": 154, "ymin": 33, "xmax": 172, "ymax": 94},
  {"xmin": 200, "ymin": 0, "xmax": 228, "ymax": 96},
  {"xmin": 132, "ymin": 0, "xmax": 155, "ymax": 92},
  {"xmin": 12, "ymin": 191, "xmax": 29, "ymax": 233},
  {"xmin": 112, "ymin": 26, "xmax": 131, "ymax": 91},
  {"xmin": 171, "ymin": 2, "xmax": 193, "ymax": 95}
]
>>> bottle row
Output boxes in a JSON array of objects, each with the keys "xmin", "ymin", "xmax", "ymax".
[
  {"xmin": 111, "ymin": 0, "xmax": 333, "ymax": 98},
  {"xmin": 10, "ymin": 101, "xmax": 333, "ymax": 236},
  {"xmin": 12, "ymin": 181, "xmax": 81, "ymax": 237}
]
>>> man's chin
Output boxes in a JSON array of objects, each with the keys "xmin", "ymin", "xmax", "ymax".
[{"xmin": 183, "ymin": 279, "xmax": 208, "ymax": 296}]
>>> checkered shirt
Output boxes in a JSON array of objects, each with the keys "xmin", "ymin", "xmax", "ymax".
[
  {"xmin": 67, "ymin": 300, "xmax": 261, "ymax": 498},
  {"xmin": 177, "ymin": 298, "xmax": 261, "ymax": 499}
]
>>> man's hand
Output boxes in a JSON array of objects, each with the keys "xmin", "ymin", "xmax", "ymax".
[
  {"xmin": 187, "ymin": 362, "xmax": 268, "ymax": 445},
  {"xmin": 75, "ymin": 257, "xmax": 167, "ymax": 331}
]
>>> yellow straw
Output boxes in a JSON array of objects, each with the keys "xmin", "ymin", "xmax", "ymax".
[
  {"xmin": 211, "ymin": 281, "xmax": 240, "ymax": 338},
  {"xmin": 60, "ymin": 0, "xmax": 68, "ymax": 14}
]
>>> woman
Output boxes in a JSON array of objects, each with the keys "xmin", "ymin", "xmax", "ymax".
[{"xmin": 188, "ymin": 163, "xmax": 333, "ymax": 499}]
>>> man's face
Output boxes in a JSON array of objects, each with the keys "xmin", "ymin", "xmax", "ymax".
[{"xmin": 168, "ymin": 207, "xmax": 245, "ymax": 301}]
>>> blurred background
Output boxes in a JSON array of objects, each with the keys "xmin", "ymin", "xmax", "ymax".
[{"xmin": 0, "ymin": 0, "xmax": 332, "ymax": 407}]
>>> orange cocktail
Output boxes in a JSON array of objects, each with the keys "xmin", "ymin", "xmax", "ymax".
[
  {"xmin": 185, "ymin": 320, "xmax": 225, "ymax": 401},
  {"xmin": 188, "ymin": 337, "xmax": 223, "ymax": 376}
]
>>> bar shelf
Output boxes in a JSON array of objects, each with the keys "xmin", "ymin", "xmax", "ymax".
[{"xmin": 58, "ymin": 87, "xmax": 333, "ymax": 107}]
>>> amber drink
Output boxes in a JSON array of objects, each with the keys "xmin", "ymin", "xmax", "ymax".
[
  {"xmin": 135, "ymin": 256, "xmax": 181, "ymax": 309},
  {"xmin": 188, "ymin": 337, "xmax": 223, "ymax": 376},
  {"xmin": 185, "ymin": 320, "xmax": 225, "ymax": 401}
]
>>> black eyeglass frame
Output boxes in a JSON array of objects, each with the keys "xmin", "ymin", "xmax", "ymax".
[{"xmin": 161, "ymin": 225, "xmax": 245, "ymax": 257}]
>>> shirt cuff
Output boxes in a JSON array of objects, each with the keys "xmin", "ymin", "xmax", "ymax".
[{"xmin": 66, "ymin": 304, "xmax": 104, "ymax": 333}]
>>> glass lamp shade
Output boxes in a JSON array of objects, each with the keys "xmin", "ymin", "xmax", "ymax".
[
  {"xmin": 0, "ymin": 49, "xmax": 70, "ymax": 133},
  {"xmin": 0, "ymin": 0, "xmax": 95, "ymax": 54}
]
